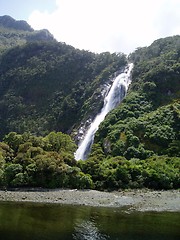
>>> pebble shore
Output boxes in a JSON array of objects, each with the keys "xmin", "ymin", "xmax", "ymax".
[{"xmin": 0, "ymin": 189, "xmax": 179, "ymax": 211}]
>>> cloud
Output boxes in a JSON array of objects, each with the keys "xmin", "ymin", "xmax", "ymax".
[{"xmin": 28, "ymin": 0, "xmax": 180, "ymax": 54}]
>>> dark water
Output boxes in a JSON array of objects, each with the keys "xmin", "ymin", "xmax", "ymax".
[{"xmin": 0, "ymin": 202, "xmax": 179, "ymax": 240}]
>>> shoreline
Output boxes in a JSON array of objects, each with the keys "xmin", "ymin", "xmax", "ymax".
[{"xmin": 0, "ymin": 189, "xmax": 179, "ymax": 212}]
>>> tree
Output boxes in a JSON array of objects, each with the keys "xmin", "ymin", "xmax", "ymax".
[
  {"xmin": 4, "ymin": 163, "xmax": 23, "ymax": 186},
  {"xmin": 3, "ymin": 132, "xmax": 23, "ymax": 152},
  {"xmin": 44, "ymin": 132, "xmax": 77, "ymax": 154}
]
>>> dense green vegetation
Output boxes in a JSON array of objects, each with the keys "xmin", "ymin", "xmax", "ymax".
[
  {"xmin": 93, "ymin": 35, "xmax": 180, "ymax": 159},
  {"xmin": 95, "ymin": 95, "xmax": 180, "ymax": 159},
  {"xmin": 88, "ymin": 35, "xmax": 180, "ymax": 190},
  {"xmin": 0, "ymin": 16, "xmax": 127, "ymax": 138},
  {"xmin": 0, "ymin": 131, "xmax": 94, "ymax": 189},
  {"xmin": 0, "ymin": 41, "xmax": 126, "ymax": 138},
  {"xmin": 0, "ymin": 16, "xmax": 179, "ymax": 190},
  {"xmin": 0, "ymin": 132, "xmax": 179, "ymax": 189}
]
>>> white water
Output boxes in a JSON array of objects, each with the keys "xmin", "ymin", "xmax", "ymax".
[{"xmin": 75, "ymin": 63, "xmax": 133, "ymax": 160}]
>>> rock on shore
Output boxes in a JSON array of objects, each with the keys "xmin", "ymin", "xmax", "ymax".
[{"xmin": 0, "ymin": 189, "xmax": 179, "ymax": 212}]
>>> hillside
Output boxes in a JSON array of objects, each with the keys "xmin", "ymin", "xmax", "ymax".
[
  {"xmin": 0, "ymin": 16, "xmax": 127, "ymax": 139},
  {"xmin": 0, "ymin": 15, "xmax": 55, "ymax": 54},
  {"xmin": 0, "ymin": 16, "xmax": 179, "ymax": 190},
  {"xmin": 94, "ymin": 35, "xmax": 180, "ymax": 158},
  {"xmin": 78, "ymin": 35, "xmax": 179, "ymax": 190}
]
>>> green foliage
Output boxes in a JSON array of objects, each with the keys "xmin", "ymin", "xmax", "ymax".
[
  {"xmin": 142, "ymin": 156, "xmax": 180, "ymax": 189},
  {"xmin": 0, "ymin": 21, "xmax": 179, "ymax": 191},
  {"xmin": 80, "ymin": 35, "xmax": 180, "ymax": 191},
  {"xmin": 0, "ymin": 130, "xmax": 179, "ymax": 190},
  {"xmin": 129, "ymin": 35, "xmax": 180, "ymax": 106},
  {"xmin": 94, "ymin": 35, "xmax": 180, "ymax": 163},
  {"xmin": 66, "ymin": 167, "xmax": 94, "ymax": 189},
  {"xmin": 0, "ymin": 131, "xmax": 94, "ymax": 189},
  {"xmin": 44, "ymin": 132, "xmax": 76, "ymax": 154},
  {"xmin": 4, "ymin": 163, "xmax": 23, "ymax": 186},
  {"xmin": 95, "ymin": 100, "xmax": 179, "ymax": 159},
  {"xmin": 79, "ymin": 155, "xmax": 180, "ymax": 190},
  {"xmin": 0, "ymin": 39, "xmax": 126, "ymax": 138}
]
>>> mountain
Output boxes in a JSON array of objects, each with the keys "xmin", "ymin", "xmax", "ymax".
[
  {"xmin": 0, "ymin": 15, "xmax": 55, "ymax": 54},
  {"xmin": 94, "ymin": 35, "xmax": 180, "ymax": 158},
  {"xmin": 76, "ymin": 35, "xmax": 179, "ymax": 190},
  {"xmin": 0, "ymin": 16, "xmax": 179, "ymax": 190},
  {"xmin": 0, "ymin": 16, "xmax": 127, "ymax": 139},
  {"xmin": 0, "ymin": 15, "xmax": 34, "ymax": 31}
]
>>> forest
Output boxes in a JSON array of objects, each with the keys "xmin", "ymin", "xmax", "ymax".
[{"xmin": 0, "ymin": 16, "xmax": 179, "ymax": 190}]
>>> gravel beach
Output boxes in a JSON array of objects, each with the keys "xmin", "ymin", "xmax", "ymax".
[{"xmin": 0, "ymin": 189, "xmax": 179, "ymax": 212}]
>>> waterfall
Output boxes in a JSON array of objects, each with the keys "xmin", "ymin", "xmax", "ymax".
[{"xmin": 75, "ymin": 63, "xmax": 133, "ymax": 160}]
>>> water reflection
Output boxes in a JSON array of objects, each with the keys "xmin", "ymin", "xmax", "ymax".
[
  {"xmin": 0, "ymin": 202, "xmax": 179, "ymax": 240},
  {"xmin": 73, "ymin": 219, "xmax": 109, "ymax": 240}
]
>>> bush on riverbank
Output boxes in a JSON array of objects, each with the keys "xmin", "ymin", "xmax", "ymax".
[
  {"xmin": 78, "ymin": 154, "xmax": 179, "ymax": 190},
  {"xmin": 0, "ymin": 132, "xmax": 179, "ymax": 190},
  {"xmin": 0, "ymin": 131, "xmax": 93, "ymax": 189}
]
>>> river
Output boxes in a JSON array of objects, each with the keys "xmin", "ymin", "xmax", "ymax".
[{"xmin": 0, "ymin": 202, "xmax": 179, "ymax": 240}]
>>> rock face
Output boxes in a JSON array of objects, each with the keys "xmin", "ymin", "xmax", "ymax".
[{"xmin": 0, "ymin": 15, "xmax": 34, "ymax": 32}]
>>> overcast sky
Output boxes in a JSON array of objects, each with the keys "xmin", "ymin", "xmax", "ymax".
[{"xmin": 1, "ymin": 0, "xmax": 180, "ymax": 54}]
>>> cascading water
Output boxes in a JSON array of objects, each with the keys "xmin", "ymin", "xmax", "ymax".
[{"xmin": 75, "ymin": 63, "xmax": 133, "ymax": 160}]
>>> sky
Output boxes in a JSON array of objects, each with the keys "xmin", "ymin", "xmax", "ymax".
[{"xmin": 0, "ymin": 0, "xmax": 180, "ymax": 54}]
